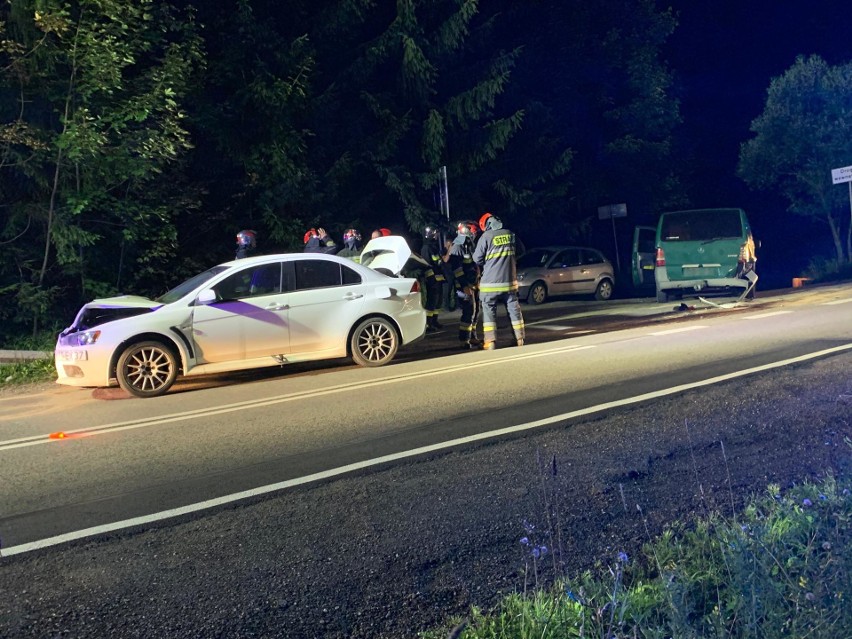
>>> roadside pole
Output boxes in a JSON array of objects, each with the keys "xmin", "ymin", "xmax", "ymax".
[
  {"xmin": 598, "ymin": 203, "xmax": 627, "ymax": 273},
  {"xmin": 439, "ymin": 165, "xmax": 450, "ymax": 221}
]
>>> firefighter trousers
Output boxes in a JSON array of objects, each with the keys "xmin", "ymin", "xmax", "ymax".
[
  {"xmin": 457, "ymin": 288, "xmax": 480, "ymax": 343},
  {"xmin": 480, "ymin": 290, "xmax": 524, "ymax": 345}
]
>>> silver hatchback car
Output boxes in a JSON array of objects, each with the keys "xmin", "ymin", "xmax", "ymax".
[{"xmin": 517, "ymin": 246, "xmax": 615, "ymax": 304}]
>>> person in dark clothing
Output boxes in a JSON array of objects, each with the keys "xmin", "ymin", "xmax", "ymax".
[
  {"xmin": 419, "ymin": 224, "xmax": 446, "ymax": 331},
  {"xmin": 304, "ymin": 227, "xmax": 337, "ymax": 254},
  {"xmin": 337, "ymin": 229, "xmax": 362, "ymax": 262},
  {"xmin": 473, "ymin": 212, "xmax": 525, "ymax": 349},
  {"xmin": 235, "ymin": 229, "xmax": 257, "ymax": 260},
  {"xmin": 445, "ymin": 223, "xmax": 481, "ymax": 348}
]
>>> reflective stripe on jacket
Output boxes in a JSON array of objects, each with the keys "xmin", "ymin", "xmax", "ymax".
[{"xmin": 473, "ymin": 228, "xmax": 518, "ymax": 293}]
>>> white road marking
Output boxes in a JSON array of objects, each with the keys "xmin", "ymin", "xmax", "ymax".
[
  {"xmin": 0, "ymin": 343, "xmax": 598, "ymax": 451},
  {"xmin": 742, "ymin": 310, "xmax": 794, "ymax": 320},
  {"xmin": 648, "ymin": 325, "xmax": 708, "ymax": 336},
  {"xmin": 823, "ymin": 298, "xmax": 852, "ymax": 305},
  {"xmin": 3, "ymin": 341, "xmax": 850, "ymax": 557},
  {"xmin": 533, "ymin": 325, "xmax": 575, "ymax": 331}
]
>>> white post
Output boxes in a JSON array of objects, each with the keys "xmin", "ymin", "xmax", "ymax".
[{"xmin": 847, "ymin": 180, "xmax": 852, "ymax": 262}]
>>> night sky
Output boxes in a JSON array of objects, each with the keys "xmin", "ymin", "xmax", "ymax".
[{"xmin": 664, "ymin": 1, "xmax": 852, "ymax": 287}]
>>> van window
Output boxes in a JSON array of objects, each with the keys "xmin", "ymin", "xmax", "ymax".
[{"xmin": 660, "ymin": 210, "xmax": 742, "ymax": 242}]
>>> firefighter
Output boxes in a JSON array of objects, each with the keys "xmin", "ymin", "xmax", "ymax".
[
  {"xmin": 304, "ymin": 227, "xmax": 337, "ymax": 253},
  {"xmin": 337, "ymin": 228, "xmax": 363, "ymax": 262},
  {"xmin": 473, "ymin": 212, "xmax": 525, "ymax": 349},
  {"xmin": 446, "ymin": 222, "xmax": 481, "ymax": 348},
  {"xmin": 370, "ymin": 228, "xmax": 392, "ymax": 239},
  {"xmin": 420, "ymin": 224, "xmax": 446, "ymax": 330},
  {"xmin": 235, "ymin": 229, "xmax": 257, "ymax": 259}
]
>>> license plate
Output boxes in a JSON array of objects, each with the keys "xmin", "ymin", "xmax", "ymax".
[{"xmin": 58, "ymin": 350, "xmax": 88, "ymax": 362}]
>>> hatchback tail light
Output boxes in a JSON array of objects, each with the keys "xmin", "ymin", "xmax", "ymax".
[
  {"xmin": 409, "ymin": 280, "xmax": 420, "ymax": 294},
  {"xmin": 655, "ymin": 247, "xmax": 666, "ymax": 267}
]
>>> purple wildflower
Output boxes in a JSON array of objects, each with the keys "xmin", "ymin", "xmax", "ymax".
[{"xmin": 802, "ymin": 498, "xmax": 813, "ymax": 507}]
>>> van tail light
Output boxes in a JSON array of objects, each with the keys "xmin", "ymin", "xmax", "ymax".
[
  {"xmin": 655, "ymin": 247, "xmax": 666, "ymax": 267},
  {"xmin": 409, "ymin": 279, "xmax": 420, "ymax": 294}
]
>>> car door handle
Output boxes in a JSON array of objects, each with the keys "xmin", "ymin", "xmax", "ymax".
[
  {"xmin": 266, "ymin": 303, "xmax": 289, "ymax": 311},
  {"xmin": 344, "ymin": 293, "xmax": 364, "ymax": 300}
]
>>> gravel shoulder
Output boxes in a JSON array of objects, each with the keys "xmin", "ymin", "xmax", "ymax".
[{"xmin": 1, "ymin": 352, "xmax": 851, "ymax": 638}]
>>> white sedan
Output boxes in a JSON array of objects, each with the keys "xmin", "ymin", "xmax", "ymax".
[{"xmin": 55, "ymin": 237, "xmax": 426, "ymax": 398}]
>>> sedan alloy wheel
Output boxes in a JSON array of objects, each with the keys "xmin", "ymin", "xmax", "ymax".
[
  {"xmin": 350, "ymin": 317, "xmax": 399, "ymax": 367},
  {"xmin": 117, "ymin": 341, "xmax": 179, "ymax": 398}
]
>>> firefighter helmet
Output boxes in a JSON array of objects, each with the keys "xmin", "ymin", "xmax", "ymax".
[
  {"xmin": 343, "ymin": 228, "xmax": 361, "ymax": 242},
  {"xmin": 303, "ymin": 228, "xmax": 317, "ymax": 244},
  {"xmin": 236, "ymin": 229, "xmax": 257, "ymax": 249},
  {"xmin": 423, "ymin": 224, "xmax": 438, "ymax": 239}
]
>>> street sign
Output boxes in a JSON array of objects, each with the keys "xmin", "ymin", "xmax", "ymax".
[
  {"xmin": 831, "ymin": 165, "xmax": 852, "ymax": 185},
  {"xmin": 597, "ymin": 203, "xmax": 627, "ymax": 220}
]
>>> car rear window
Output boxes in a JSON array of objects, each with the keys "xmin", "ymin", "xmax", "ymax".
[
  {"xmin": 660, "ymin": 210, "xmax": 742, "ymax": 241},
  {"xmin": 294, "ymin": 260, "xmax": 362, "ymax": 290}
]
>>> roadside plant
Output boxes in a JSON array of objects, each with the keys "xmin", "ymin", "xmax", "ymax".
[{"xmin": 429, "ymin": 474, "xmax": 851, "ymax": 639}]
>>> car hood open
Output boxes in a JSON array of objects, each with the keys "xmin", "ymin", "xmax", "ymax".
[{"xmin": 359, "ymin": 236, "xmax": 413, "ymax": 276}]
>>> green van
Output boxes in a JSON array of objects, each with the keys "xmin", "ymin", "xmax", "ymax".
[{"xmin": 653, "ymin": 208, "xmax": 757, "ymax": 303}]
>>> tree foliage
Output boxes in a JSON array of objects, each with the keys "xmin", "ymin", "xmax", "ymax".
[
  {"xmin": 738, "ymin": 55, "xmax": 852, "ymax": 263},
  {"xmin": 0, "ymin": 0, "xmax": 684, "ymax": 340},
  {"xmin": 494, "ymin": 0, "xmax": 684, "ymax": 238},
  {"xmin": 0, "ymin": 0, "xmax": 203, "ymax": 337}
]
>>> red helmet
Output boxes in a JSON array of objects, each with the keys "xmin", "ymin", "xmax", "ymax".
[
  {"xmin": 236, "ymin": 229, "xmax": 257, "ymax": 249},
  {"xmin": 380, "ymin": 227, "xmax": 392, "ymax": 237},
  {"xmin": 457, "ymin": 221, "xmax": 478, "ymax": 236},
  {"xmin": 479, "ymin": 212, "xmax": 492, "ymax": 231},
  {"xmin": 303, "ymin": 228, "xmax": 317, "ymax": 244}
]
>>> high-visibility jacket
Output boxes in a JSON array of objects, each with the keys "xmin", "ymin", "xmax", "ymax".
[
  {"xmin": 473, "ymin": 228, "xmax": 519, "ymax": 293},
  {"xmin": 419, "ymin": 237, "xmax": 446, "ymax": 282},
  {"xmin": 447, "ymin": 236, "xmax": 476, "ymax": 290}
]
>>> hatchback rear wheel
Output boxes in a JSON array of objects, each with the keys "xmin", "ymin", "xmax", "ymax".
[
  {"xmin": 350, "ymin": 317, "xmax": 399, "ymax": 367},
  {"xmin": 116, "ymin": 340, "xmax": 178, "ymax": 398}
]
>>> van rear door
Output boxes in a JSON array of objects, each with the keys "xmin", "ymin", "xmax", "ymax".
[{"xmin": 631, "ymin": 225, "xmax": 656, "ymax": 288}]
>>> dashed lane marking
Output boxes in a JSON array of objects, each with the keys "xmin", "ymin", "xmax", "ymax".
[
  {"xmin": 0, "ymin": 343, "xmax": 598, "ymax": 451},
  {"xmin": 742, "ymin": 310, "xmax": 794, "ymax": 320},
  {"xmin": 648, "ymin": 325, "xmax": 708, "ymax": 336}
]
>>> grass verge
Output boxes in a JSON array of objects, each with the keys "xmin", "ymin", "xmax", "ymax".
[
  {"xmin": 1, "ymin": 330, "xmax": 58, "ymax": 387},
  {"xmin": 0, "ymin": 357, "xmax": 57, "ymax": 387},
  {"xmin": 428, "ymin": 473, "xmax": 851, "ymax": 639}
]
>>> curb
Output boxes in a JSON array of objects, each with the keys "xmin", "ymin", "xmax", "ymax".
[{"xmin": 0, "ymin": 350, "xmax": 53, "ymax": 363}]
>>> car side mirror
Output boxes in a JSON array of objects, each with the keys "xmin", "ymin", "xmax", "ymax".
[{"xmin": 195, "ymin": 289, "xmax": 217, "ymax": 305}]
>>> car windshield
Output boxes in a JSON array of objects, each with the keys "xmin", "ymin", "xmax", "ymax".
[
  {"xmin": 517, "ymin": 249, "xmax": 554, "ymax": 269},
  {"xmin": 155, "ymin": 266, "xmax": 230, "ymax": 304}
]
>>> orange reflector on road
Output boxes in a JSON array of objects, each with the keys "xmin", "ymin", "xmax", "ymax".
[{"xmin": 49, "ymin": 432, "xmax": 67, "ymax": 439}]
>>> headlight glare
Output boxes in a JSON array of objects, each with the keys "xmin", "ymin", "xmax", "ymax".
[{"xmin": 76, "ymin": 330, "xmax": 101, "ymax": 346}]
